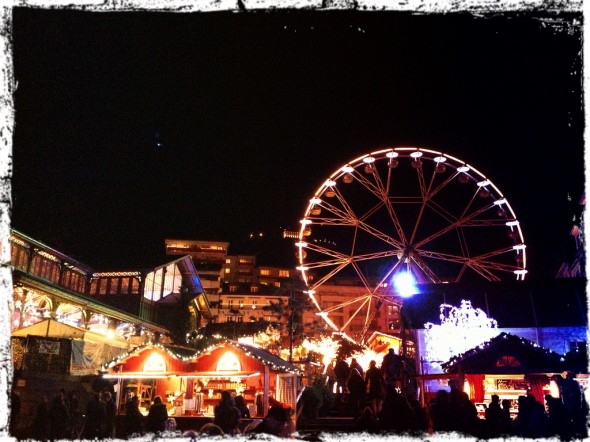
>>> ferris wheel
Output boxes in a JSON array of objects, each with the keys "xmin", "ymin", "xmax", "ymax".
[{"xmin": 295, "ymin": 147, "xmax": 526, "ymax": 343}]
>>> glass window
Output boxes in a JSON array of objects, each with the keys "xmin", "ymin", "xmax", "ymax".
[{"xmin": 109, "ymin": 278, "xmax": 120, "ymax": 295}]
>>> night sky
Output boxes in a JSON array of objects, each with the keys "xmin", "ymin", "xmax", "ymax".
[{"xmin": 10, "ymin": 7, "xmax": 585, "ymax": 280}]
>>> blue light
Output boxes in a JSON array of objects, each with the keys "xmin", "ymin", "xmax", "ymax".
[{"xmin": 393, "ymin": 271, "xmax": 417, "ymax": 298}]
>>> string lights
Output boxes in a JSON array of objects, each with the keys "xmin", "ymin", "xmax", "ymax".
[{"xmin": 424, "ymin": 300, "xmax": 498, "ymax": 371}]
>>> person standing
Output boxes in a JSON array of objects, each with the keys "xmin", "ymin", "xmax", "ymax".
[
  {"xmin": 124, "ymin": 395, "xmax": 144, "ymax": 437},
  {"xmin": 83, "ymin": 391, "xmax": 107, "ymax": 439},
  {"xmin": 146, "ymin": 396, "xmax": 168, "ymax": 434},
  {"xmin": 364, "ymin": 360, "xmax": 385, "ymax": 415},
  {"xmin": 334, "ymin": 358, "xmax": 350, "ymax": 394},
  {"xmin": 234, "ymin": 395, "xmax": 250, "ymax": 419},
  {"xmin": 485, "ymin": 394, "xmax": 502, "ymax": 438},
  {"xmin": 32, "ymin": 394, "xmax": 50, "ymax": 441},
  {"xmin": 48, "ymin": 390, "xmax": 70, "ymax": 440},
  {"xmin": 381, "ymin": 348, "xmax": 402, "ymax": 389},
  {"xmin": 346, "ymin": 368, "xmax": 366, "ymax": 416},
  {"xmin": 349, "ymin": 358, "xmax": 364, "ymax": 378},
  {"xmin": 102, "ymin": 391, "xmax": 117, "ymax": 438},
  {"xmin": 213, "ymin": 390, "xmax": 241, "ymax": 435}
]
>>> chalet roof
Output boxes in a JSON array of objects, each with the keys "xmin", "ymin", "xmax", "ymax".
[
  {"xmin": 441, "ymin": 332, "xmax": 567, "ymax": 375},
  {"xmin": 101, "ymin": 339, "xmax": 302, "ymax": 375},
  {"xmin": 193, "ymin": 340, "xmax": 303, "ymax": 375}
]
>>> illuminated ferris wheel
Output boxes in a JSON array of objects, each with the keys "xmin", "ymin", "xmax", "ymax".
[{"xmin": 295, "ymin": 147, "xmax": 526, "ymax": 343}]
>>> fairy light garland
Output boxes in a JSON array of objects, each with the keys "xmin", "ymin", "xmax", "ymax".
[
  {"xmin": 101, "ymin": 338, "xmax": 302, "ymax": 375},
  {"xmin": 442, "ymin": 332, "xmax": 567, "ymax": 370}
]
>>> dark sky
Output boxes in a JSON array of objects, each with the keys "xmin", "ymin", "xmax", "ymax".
[{"xmin": 10, "ymin": 7, "xmax": 585, "ymax": 279}]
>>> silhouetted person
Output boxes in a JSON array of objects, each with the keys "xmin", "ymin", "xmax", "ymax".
[
  {"xmin": 485, "ymin": 394, "xmax": 502, "ymax": 438},
  {"xmin": 381, "ymin": 348, "xmax": 402, "ymax": 388},
  {"xmin": 527, "ymin": 394, "xmax": 549, "ymax": 438},
  {"xmin": 559, "ymin": 371, "xmax": 587, "ymax": 438},
  {"xmin": 346, "ymin": 367, "xmax": 365, "ymax": 416},
  {"xmin": 199, "ymin": 422, "xmax": 225, "ymax": 436},
  {"xmin": 213, "ymin": 390, "xmax": 241, "ymax": 435},
  {"xmin": 355, "ymin": 406, "xmax": 378, "ymax": 433},
  {"xmin": 326, "ymin": 361, "xmax": 337, "ymax": 392},
  {"xmin": 67, "ymin": 391, "xmax": 84, "ymax": 438},
  {"xmin": 514, "ymin": 395, "xmax": 530, "ymax": 437},
  {"xmin": 378, "ymin": 384, "xmax": 417, "ymax": 433},
  {"xmin": 453, "ymin": 390, "xmax": 481, "ymax": 437},
  {"xmin": 234, "ymin": 395, "xmax": 250, "ymax": 419},
  {"xmin": 124, "ymin": 395, "xmax": 144, "ymax": 437},
  {"xmin": 49, "ymin": 390, "xmax": 70, "ymax": 440},
  {"xmin": 102, "ymin": 391, "xmax": 117, "ymax": 438},
  {"xmin": 84, "ymin": 391, "xmax": 106, "ymax": 439},
  {"xmin": 545, "ymin": 393, "xmax": 569, "ymax": 439},
  {"xmin": 146, "ymin": 395, "xmax": 168, "ymax": 434},
  {"xmin": 364, "ymin": 360, "xmax": 385, "ymax": 415},
  {"xmin": 408, "ymin": 397, "xmax": 429, "ymax": 433},
  {"xmin": 334, "ymin": 358, "xmax": 350, "ymax": 394},
  {"xmin": 246, "ymin": 405, "xmax": 293, "ymax": 437},
  {"xmin": 32, "ymin": 394, "xmax": 50, "ymax": 441},
  {"xmin": 349, "ymin": 358, "xmax": 364, "ymax": 378},
  {"xmin": 429, "ymin": 390, "xmax": 453, "ymax": 432},
  {"xmin": 499, "ymin": 399, "xmax": 512, "ymax": 436}
]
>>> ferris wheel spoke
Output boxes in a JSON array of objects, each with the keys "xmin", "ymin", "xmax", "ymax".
[
  {"xmin": 342, "ymin": 296, "xmax": 373, "ymax": 331},
  {"xmin": 351, "ymin": 168, "xmax": 389, "ymax": 201},
  {"xmin": 408, "ymin": 254, "xmax": 443, "ymax": 283},
  {"xmin": 321, "ymin": 294, "xmax": 372, "ymax": 314},
  {"xmin": 414, "ymin": 200, "xmax": 506, "ymax": 251},
  {"xmin": 464, "ymin": 261, "xmax": 503, "ymax": 281}
]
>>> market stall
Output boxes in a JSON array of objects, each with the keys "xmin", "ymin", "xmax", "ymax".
[
  {"xmin": 100, "ymin": 339, "xmax": 302, "ymax": 434},
  {"xmin": 433, "ymin": 332, "xmax": 586, "ymax": 418}
]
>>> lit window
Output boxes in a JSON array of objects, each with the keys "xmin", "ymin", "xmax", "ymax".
[
  {"xmin": 260, "ymin": 269, "xmax": 270, "ymax": 276},
  {"xmin": 144, "ymin": 352, "xmax": 167, "ymax": 373},
  {"xmin": 226, "ymin": 258, "xmax": 231, "ymax": 264},
  {"xmin": 225, "ymin": 268, "xmax": 231, "ymax": 274},
  {"xmin": 217, "ymin": 351, "xmax": 241, "ymax": 372},
  {"xmin": 251, "ymin": 286, "xmax": 259, "ymax": 293},
  {"xmin": 229, "ymin": 286, "xmax": 237, "ymax": 293},
  {"xmin": 279, "ymin": 270, "xmax": 290, "ymax": 278}
]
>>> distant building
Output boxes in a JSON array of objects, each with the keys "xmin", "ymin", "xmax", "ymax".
[{"xmin": 165, "ymin": 238, "xmax": 229, "ymax": 294}]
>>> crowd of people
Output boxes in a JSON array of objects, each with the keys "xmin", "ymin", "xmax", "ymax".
[
  {"xmin": 29, "ymin": 388, "xmax": 116, "ymax": 440},
  {"xmin": 20, "ymin": 354, "xmax": 587, "ymax": 440},
  {"xmin": 325, "ymin": 351, "xmax": 588, "ymax": 439}
]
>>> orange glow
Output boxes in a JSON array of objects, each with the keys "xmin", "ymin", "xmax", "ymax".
[
  {"xmin": 216, "ymin": 351, "xmax": 241, "ymax": 372},
  {"xmin": 144, "ymin": 352, "xmax": 167, "ymax": 373}
]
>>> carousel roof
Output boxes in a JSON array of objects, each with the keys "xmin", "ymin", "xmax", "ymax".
[{"xmin": 441, "ymin": 332, "xmax": 567, "ymax": 375}]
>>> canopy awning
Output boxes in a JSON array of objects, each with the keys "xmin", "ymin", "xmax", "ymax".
[{"xmin": 12, "ymin": 318, "xmax": 130, "ymax": 349}]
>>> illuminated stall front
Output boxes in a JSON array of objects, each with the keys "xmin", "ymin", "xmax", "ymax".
[
  {"xmin": 101, "ymin": 340, "xmax": 302, "ymax": 433},
  {"xmin": 434, "ymin": 332, "xmax": 586, "ymax": 419}
]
